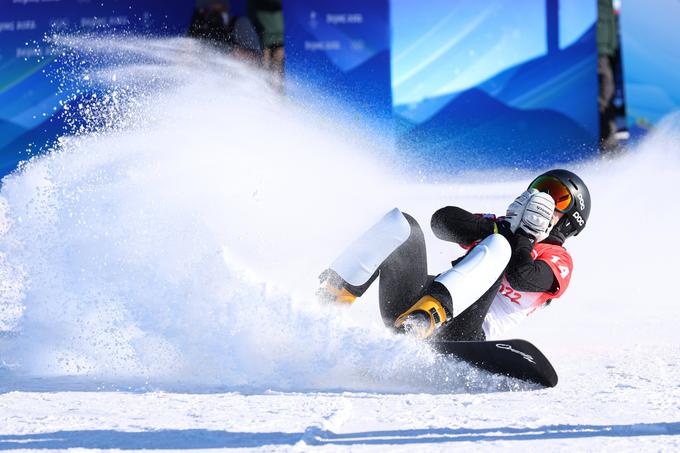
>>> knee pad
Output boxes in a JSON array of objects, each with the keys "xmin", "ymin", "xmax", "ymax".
[
  {"xmin": 434, "ymin": 234, "xmax": 511, "ymax": 316},
  {"xmin": 330, "ymin": 208, "xmax": 411, "ymax": 286}
]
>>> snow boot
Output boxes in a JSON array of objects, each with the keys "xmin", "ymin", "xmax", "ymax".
[
  {"xmin": 316, "ymin": 280, "xmax": 357, "ymax": 305},
  {"xmin": 394, "ymin": 295, "xmax": 447, "ymax": 339}
]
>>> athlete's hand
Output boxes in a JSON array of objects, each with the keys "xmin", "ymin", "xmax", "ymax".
[{"xmin": 506, "ymin": 189, "xmax": 555, "ymax": 242}]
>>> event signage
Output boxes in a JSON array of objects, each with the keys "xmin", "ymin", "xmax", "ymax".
[
  {"xmin": 283, "ymin": 0, "xmax": 393, "ymax": 130},
  {"xmin": 285, "ymin": 0, "xmax": 600, "ymax": 171}
]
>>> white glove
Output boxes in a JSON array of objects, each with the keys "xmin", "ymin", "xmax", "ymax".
[{"xmin": 506, "ymin": 189, "xmax": 555, "ymax": 242}]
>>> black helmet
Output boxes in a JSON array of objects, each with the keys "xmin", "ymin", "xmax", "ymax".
[{"xmin": 528, "ymin": 169, "xmax": 591, "ymax": 243}]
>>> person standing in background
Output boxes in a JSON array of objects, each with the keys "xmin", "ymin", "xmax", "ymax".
[
  {"xmin": 248, "ymin": 0, "xmax": 284, "ymax": 89},
  {"xmin": 188, "ymin": 0, "xmax": 262, "ymax": 63},
  {"xmin": 597, "ymin": 0, "xmax": 619, "ymax": 153}
]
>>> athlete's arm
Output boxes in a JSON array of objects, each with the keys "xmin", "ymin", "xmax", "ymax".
[
  {"xmin": 430, "ymin": 206, "xmax": 496, "ymax": 245},
  {"xmin": 504, "ymin": 233, "xmax": 557, "ymax": 292},
  {"xmin": 432, "ymin": 206, "xmax": 559, "ymax": 292}
]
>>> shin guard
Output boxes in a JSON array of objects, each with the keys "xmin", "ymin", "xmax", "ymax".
[
  {"xmin": 434, "ymin": 234, "xmax": 511, "ymax": 316},
  {"xmin": 329, "ymin": 208, "xmax": 411, "ymax": 287}
]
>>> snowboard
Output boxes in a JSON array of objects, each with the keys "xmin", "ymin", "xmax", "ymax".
[{"xmin": 431, "ymin": 338, "xmax": 558, "ymax": 388}]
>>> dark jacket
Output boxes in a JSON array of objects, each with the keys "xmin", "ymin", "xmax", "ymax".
[{"xmin": 430, "ymin": 206, "xmax": 558, "ymax": 293}]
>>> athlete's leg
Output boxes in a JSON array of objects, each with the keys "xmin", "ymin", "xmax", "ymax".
[
  {"xmin": 395, "ymin": 234, "xmax": 511, "ymax": 339},
  {"xmin": 318, "ymin": 208, "xmax": 426, "ymax": 309},
  {"xmin": 433, "ymin": 234, "xmax": 510, "ymax": 316},
  {"xmin": 319, "ymin": 211, "xmax": 510, "ymax": 341},
  {"xmin": 436, "ymin": 275, "xmax": 502, "ymax": 341},
  {"xmin": 376, "ymin": 213, "xmax": 431, "ymax": 326}
]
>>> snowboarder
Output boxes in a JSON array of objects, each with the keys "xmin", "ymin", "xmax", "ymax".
[{"xmin": 317, "ymin": 169, "xmax": 591, "ymax": 341}]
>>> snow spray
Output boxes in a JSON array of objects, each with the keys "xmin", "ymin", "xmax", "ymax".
[{"xmin": 0, "ymin": 36, "xmax": 678, "ymax": 393}]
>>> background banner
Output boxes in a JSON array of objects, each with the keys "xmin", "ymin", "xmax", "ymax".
[
  {"xmin": 3, "ymin": 1, "xmax": 611, "ymax": 178},
  {"xmin": 0, "ymin": 0, "xmax": 194, "ymax": 178},
  {"xmin": 619, "ymin": 0, "xmax": 680, "ymax": 135},
  {"xmin": 391, "ymin": 0, "xmax": 599, "ymax": 170},
  {"xmin": 282, "ymin": 0, "xmax": 393, "ymax": 129},
  {"xmin": 283, "ymin": 1, "xmax": 600, "ymax": 170}
]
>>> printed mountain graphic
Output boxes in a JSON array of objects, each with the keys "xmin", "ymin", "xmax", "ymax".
[
  {"xmin": 487, "ymin": 25, "xmax": 597, "ymax": 130},
  {"xmin": 398, "ymin": 88, "xmax": 595, "ymax": 170},
  {"xmin": 296, "ymin": 49, "xmax": 392, "ymax": 120},
  {"xmin": 395, "ymin": 25, "xmax": 598, "ymax": 169},
  {"xmin": 488, "ymin": 25, "xmax": 596, "ymax": 104},
  {"xmin": 0, "ymin": 95, "xmax": 92, "ymax": 178},
  {"xmin": 398, "ymin": 25, "xmax": 598, "ymax": 135},
  {"xmin": 286, "ymin": 26, "xmax": 392, "ymax": 120},
  {"xmin": 0, "ymin": 119, "xmax": 27, "ymax": 149},
  {"xmin": 0, "ymin": 117, "xmax": 63, "ymax": 178}
]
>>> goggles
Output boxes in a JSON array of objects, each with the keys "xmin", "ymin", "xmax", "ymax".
[{"xmin": 529, "ymin": 176, "xmax": 573, "ymax": 213}]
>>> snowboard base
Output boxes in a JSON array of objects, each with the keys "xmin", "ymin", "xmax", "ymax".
[{"xmin": 431, "ymin": 338, "xmax": 558, "ymax": 388}]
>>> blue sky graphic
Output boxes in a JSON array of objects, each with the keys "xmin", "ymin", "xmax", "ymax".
[{"xmin": 391, "ymin": 0, "xmax": 596, "ymax": 106}]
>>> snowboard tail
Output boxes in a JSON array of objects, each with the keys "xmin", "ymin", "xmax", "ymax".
[{"xmin": 431, "ymin": 338, "xmax": 558, "ymax": 388}]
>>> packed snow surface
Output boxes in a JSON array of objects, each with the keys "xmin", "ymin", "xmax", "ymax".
[{"xmin": 0, "ymin": 37, "xmax": 678, "ymax": 451}]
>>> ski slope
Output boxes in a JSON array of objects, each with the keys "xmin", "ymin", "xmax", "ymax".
[{"xmin": 0, "ymin": 37, "xmax": 679, "ymax": 451}]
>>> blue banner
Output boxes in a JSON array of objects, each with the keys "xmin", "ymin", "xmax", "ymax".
[
  {"xmin": 283, "ymin": 0, "xmax": 393, "ymax": 129},
  {"xmin": 0, "ymin": 0, "xmax": 194, "ymax": 179},
  {"xmin": 391, "ymin": 0, "xmax": 599, "ymax": 170},
  {"xmin": 619, "ymin": 0, "xmax": 680, "ymax": 134}
]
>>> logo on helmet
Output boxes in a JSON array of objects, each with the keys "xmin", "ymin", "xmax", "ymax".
[
  {"xmin": 572, "ymin": 211, "xmax": 585, "ymax": 227},
  {"xmin": 576, "ymin": 193, "xmax": 586, "ymax": 211}
]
